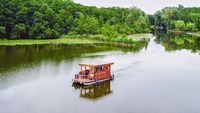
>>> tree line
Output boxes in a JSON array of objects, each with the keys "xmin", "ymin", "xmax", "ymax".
[
  {"xmin": 0, "ymin": 0, "xmax": 150, "ymax": 39},
  {"xmin": 153, "ymin": 5, "xmax": 200, "ymax": 32}
]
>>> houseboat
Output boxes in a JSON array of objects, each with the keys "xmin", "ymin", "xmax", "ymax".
[{"xmin": 72, "ymin": 63, "xmax": 114, "ymax": 85}]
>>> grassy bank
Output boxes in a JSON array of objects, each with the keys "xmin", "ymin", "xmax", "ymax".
[
  {"xmin": 0, "ymin": 38, "xmax": 98, "ymax": 46},
  {"xmin": 0, "ymin": 34, "xmax": 151, "ymax": 46}
]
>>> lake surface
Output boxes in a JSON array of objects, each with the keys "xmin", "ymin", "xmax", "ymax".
[{"xmin": 0, "ymin": 34, "xmax": 200, "ymax": 113}]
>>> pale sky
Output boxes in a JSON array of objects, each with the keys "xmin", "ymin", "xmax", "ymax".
[{"xmin": 73, "ymin": 0, "xmax": 200, "ymax": 14}]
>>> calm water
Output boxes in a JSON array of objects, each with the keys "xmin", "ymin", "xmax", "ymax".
[{"xmin": 0, "ymin": 34, "xmax": 200, "ymax": 113}]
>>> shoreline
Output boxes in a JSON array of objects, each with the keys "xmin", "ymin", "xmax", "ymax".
[
  {"xmin": 168, "ymin": 30, "xmax": 200, "ymax": 37},
  {"xmin": 0, "ymin": 38, "xmax": 98, "ymax": 46},
  {"xmin": 186, "ymin": 32, "xmax": 200, "ymax": 37},
  {"xmin": 0, "ymin": 34, "xmax": 151, "ymax": 46}
]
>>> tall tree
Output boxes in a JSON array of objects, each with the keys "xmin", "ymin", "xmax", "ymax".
[{"xmin": 0, "ymin": 26, "xmax": 6, "ymax": 40}]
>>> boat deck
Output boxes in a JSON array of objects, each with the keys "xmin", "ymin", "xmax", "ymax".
[
  {"xmin": 73, "ymin": 78, "xmax": 95, "ymax": 84},
  {"xmin": 73, "ymin": 77, "xmax": 112, "ymax": 86}
]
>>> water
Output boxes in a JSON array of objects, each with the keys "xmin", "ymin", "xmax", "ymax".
[{"xmin": 0, "ymin": 34, "xmax": 200, "ymax": 113}]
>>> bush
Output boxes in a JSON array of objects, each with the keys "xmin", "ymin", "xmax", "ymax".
[
  {"xmin": 122, "ymin": 34, "xmax": 128, "ymax": 39},
  {"xmin": 110, "ymin": 38, "xmax": 116, "ymax": 42},
  {"xmin": 68, "ymin": 31, "xmax": 77, "ymax": 35},
  {"xmin": 185, "ymin": 22, "xmax": 197, "ymax": 31},
  {"xmin": 117, "ymin": 37, "xmax": 122, "ymax": 43}
]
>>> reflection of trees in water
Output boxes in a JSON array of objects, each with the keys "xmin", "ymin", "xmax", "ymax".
[
  {"xmin": 155, "ymin": 33, "xmax": 200, "ymax": 54},
  {"xmin": 0, "ymin": 43, "xmax": 147, "ymax": 75},
  {"xmin": 73, "ymin": 80, "xmax": 112, "ymax": 101}
]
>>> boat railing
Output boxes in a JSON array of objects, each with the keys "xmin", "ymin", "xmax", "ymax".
[
  {"xmin": 75, "ymin": 74, "xmax": 92, "ymax": 79},
  {"xmin": 75, "ymin": 74, "xmax": 87, "ymax": 79},
  {"xmin": 75, "ymin": 72, "xmax": 107, "ymax": 80}
]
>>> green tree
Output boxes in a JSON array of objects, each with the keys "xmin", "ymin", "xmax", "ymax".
[
  {"xmin": 101, "ymin": 23, "xmax": 118, "ymax": 39},
  {"xmin": 174, "ymin": 20, "xmax": 185, "ymax": 30},
  {"xmin": 133, "ymin": 16, "xmax": 150, "ymax": 33},
  {"xmin": 101, "ymin": 23, "xmax": 112, "ymax": 36},
  {"xmin": 45, "ymin": 28, "xmax": 60, "ymax": 39},
  {"xmin": 75, "ymin": 13, "xmax": 99, "ymax": 34},
  {"xmin": 11, "ymin": 23, "xmax": 26, "ymax": 39},
  {"xmin": 0, "ymin": 26, "xmax": 6, "ymax": 40},
  {"xmin": 190, "ymin": 13, "xmax": 200, "ymax": 29},
  {"xmin": 84, "ymin": 16, "xmax": 99, "ymax": 34},
  {"xmin": 55, "ymin": 9, "xmax": 73, "ymax": 34},
  {"xmin": 161, "ymin": 8, "xmax": 176, "ymax": 30},
  {"xmin": 185, "ymin": 22, "xmax": 197, "ymax": 31},
  {"xmin": 75, "ymin": 12, "xmax": 85, "ymax": 34}
]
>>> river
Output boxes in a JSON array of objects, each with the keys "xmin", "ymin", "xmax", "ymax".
[{"xmin": 0, "ymin": 34, "xmax": 200, "ymax": 113}]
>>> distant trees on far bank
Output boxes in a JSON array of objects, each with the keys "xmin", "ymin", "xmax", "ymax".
[
  {"xmin": 0, "ymin": 0, "xmax": 150, "ymax": 39},
  {"xmin": 153, "ymin": 5, "xmax": 200, "ymax": 32}
]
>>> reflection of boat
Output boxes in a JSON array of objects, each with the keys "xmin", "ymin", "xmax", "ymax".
[
  {"xmin": 73, "ymin": 80, "xmax": 113, "ymax": 100},
  {"xmin": 72, "ymin": 63, "xmax": 114, "ymax": 85}
]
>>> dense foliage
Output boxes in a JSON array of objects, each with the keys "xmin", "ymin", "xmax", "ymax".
[
  {"xmin": 0, "ymin": 0, "xmax": 150, "ymax": 39},
  {"xmin": 154, "ymin": 5, "xmax": 200, "ymax": 32}
]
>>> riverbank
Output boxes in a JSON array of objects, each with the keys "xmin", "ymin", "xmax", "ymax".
[
  {"xmin": 168, "ymin": 30, "xmax": 200, "ymax": 37},
  {"xmin": 0, "ymin": 34, "xmax": 151, "ymax": 46},
  {"xmin": 187, "ymin": 32, "xmax": 200, "ymax": 37},
  {"xmin": 0, "ymin": 38, "xmax": 98, "ymax": 46}
]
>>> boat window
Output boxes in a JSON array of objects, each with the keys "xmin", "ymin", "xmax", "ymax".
[{"xmin": 96, "ymin": 67, "xmax": 103, "ymax": 72}]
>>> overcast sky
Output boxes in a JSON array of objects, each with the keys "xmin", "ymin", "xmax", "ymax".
[{"xmin": 73, "ymin": 0, "xmax": 200, "ymax": 14}]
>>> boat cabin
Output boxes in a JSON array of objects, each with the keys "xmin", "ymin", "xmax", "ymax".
[{"xmin": 73, "ymin": 63, "xmax": 114, "ymax": 85}]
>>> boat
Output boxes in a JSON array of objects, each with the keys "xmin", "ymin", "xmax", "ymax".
[{"xmin": 72, "ymin": 63, "xmax": 114, "ymax": 85}]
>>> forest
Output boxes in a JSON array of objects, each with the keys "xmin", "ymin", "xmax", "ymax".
[
  {"xmin": 1, "ymin": 0, "xmax": 200, "ymax": 40},
  {"xmin": 0, "ymin": 0, "xmax": 150, "ymax": 39},
  {"xmin": 153, "ymin": 5, "xmax": 200, "ymax": 32}
]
